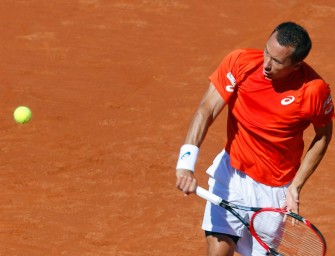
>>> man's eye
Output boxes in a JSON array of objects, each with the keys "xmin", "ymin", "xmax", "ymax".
[{"xmin": 273, "ymin": 59, "xmax": 282, "ymax": 64}]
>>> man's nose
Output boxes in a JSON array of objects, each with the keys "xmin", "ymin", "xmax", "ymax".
[{"xmin": 264, "ymin": 57, "xmax": 272, "ymax": 70}]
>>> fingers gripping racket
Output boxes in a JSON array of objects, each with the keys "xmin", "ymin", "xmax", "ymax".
[{"xmin": 196, "ymin": 186, "xmax": 326, "ymax": 256}]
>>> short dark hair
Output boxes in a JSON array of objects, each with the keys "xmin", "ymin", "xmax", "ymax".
[{"xmin": 272, "ymin": 21, "xmax": 312, "ymax": 63}]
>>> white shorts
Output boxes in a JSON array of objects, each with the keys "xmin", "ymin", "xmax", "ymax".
[{"xmin": 201, "ymin": 150, "xmax": 289, "ymax": 256}]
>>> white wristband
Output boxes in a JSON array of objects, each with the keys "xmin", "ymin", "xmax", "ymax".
[{"xmin": 176, "ymin": 144, "xmax": 199, "ymax": 172}]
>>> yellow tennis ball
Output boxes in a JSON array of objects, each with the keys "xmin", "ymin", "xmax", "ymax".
[{"xmin": 13, "ymin": 106, "xmax": 32, "ymax": 124}]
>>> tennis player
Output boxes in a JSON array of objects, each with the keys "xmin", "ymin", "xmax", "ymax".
[{"xmin": 175, "ymin": 21, "xmax": 334, "ymax": 255}]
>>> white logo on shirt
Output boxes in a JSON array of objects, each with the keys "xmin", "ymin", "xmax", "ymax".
[
  {"xmin": 323, "ymin": 95, "xmax": 333, "ymax": 115},
  {"xmin": 225, "ymin": 72, "xmax": 236, "ymax": 93},
  {"xmin": 226, "ymin": 85, "xmax": 234, "ymax": 92},
  {"xmin": 227, "ymin": 72, "xmax": 236, "ymax": 86},
  {"xmin": 281, "ymin": 96, "xmax": 295, "ymax": 105}
]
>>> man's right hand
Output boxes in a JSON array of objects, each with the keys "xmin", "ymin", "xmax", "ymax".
[{"xmin": 176, "ymin": 169, "xmax": 197, "ymax": 196}]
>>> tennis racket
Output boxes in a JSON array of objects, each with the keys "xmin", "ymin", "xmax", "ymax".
[{"xmin": 196, "ymin": 186, "xmax": 326, "ymax": 256}]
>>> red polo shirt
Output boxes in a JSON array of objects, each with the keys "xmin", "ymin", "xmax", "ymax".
[{"xmin": 209, "ymin": 49, "xmax": 334, "ymax": 186}]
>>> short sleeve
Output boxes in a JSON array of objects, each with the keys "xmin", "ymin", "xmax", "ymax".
[
  {"xmin": 301, "ymin": 79, "xmax": 334, "ymax": 127},
  {"xmin": 209, "ymin": 49, "xmax": 263, "ymax": 102},
  {"xmin": 209, "ymin": 49, "xmax": 243, "ymax": 102}
]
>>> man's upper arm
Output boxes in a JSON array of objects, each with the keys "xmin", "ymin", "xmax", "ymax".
[
  {"xmin": 199, "ymin": 82, "xmax": 226, "ymax": 120},
  {"xmin": 314, "ymin": 121, "xmax": 333, "ymax": 144}
]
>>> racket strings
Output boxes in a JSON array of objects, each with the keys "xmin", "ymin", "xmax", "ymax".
[{"xmin": 252, "ymin": 211, "xmax": 324, "ymax": 256}]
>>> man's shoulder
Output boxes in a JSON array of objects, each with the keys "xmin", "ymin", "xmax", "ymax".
[
  {"xmin": 227, "ymin": 48, "xmax": 263, "ymax": 66},
  {"xmin": 228, "ymin": 48, "xmax": 262, "ymax": 57},
  {"xmin": 225, "ymin": 49, "xmax": 263, "ymax": 80},
  {"xmin": 299, "ymin": 63, "xmax": 331, "ymax": 98}
]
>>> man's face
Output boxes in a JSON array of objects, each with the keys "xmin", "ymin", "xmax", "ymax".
[{"xmin": 263, "ymin": 31, "xmax": 301, "ymax": 81}]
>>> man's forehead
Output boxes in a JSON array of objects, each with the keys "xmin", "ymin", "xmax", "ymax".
[{"xmin": 266, "ymin": 33, "xmax": 294, "ymax": 61}]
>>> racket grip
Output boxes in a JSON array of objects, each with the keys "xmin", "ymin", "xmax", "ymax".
[{"xmin": 196, "ymin": 186, "xmax": 222, "ymax": 205}]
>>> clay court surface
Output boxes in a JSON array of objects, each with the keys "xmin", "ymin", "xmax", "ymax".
[{"xmin": 0, "ymin": 1, "xmax": 334, "ymax": 255}]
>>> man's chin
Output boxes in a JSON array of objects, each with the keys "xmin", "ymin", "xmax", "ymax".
[{"xmin": 263, "ymin": 71, "xmax": 272, "ymax": 80}]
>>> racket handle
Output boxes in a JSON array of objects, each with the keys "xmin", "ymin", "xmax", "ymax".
[{"xmin": 196, "ymin": 186, "xmax": 222, "ymax": 205}]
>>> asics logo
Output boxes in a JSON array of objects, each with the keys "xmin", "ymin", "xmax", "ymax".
[
  {"xmin": 324, "ymin": 105, "xmax": 333, "ymax": 115},
  {"xmin": 227, "ymin": 72, "xmax": 236, "ymax": 86},
  {"xmin": 181, "ymin": 152, "xmax": 191, "ymax": 160},
  {"xmin": 226, "ymin": 85, "xmax": 234, "ymax": 92},
  {"xmin": 281, "ymin": 96, "xmax": 295, "ymax": 105},
  {"xmin": 323, "ymin": 95, "xmax": 333, "ymax": 115},
  {"xmin": 225, "ymin": 72, "xmax": 236, "ymax": 93}
]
